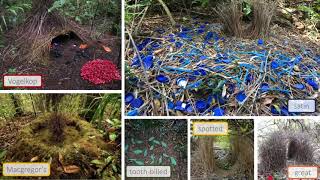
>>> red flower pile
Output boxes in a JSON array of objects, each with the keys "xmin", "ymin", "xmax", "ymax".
[{"xmin": 81, "ymin": 59, "xmax": 121, "ymax": 85}]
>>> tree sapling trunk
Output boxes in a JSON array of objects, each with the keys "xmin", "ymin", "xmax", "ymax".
[{"xmin": 48, "ymin": 94, "xmax": 65, "ymax": 142}]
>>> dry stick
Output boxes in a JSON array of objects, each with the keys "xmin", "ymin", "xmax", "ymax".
[
  {"xmin": 154, "ymin": 39, "xmax": 183, "ymax": 115},
  {"xmin": 162, "ymin": 85, "xmax": 170, "ymax": 116},
  {"xmin": 237, "ymin": 50, "xmax": 272, "ymax": 115},
  {"xmin": 134, "ymin": 6, "xmax": 149, "ymax": 36},
  {"xmin": 157, "ymin": 0, "xmax": 176, "ymax": 26},
  {"xmin": 127, "ymin": 0, "xmax": 138, "ymax": 37},
  {"xmin": 125, "ymin": 0, "xmax": 140, "ymax": 56},
  {"xmin": 135, "ymin": 36, "xmax": 164, "ymax": 41},
  {"xmin": 186, "ymin": 90, "xmax": 198, "ymax": 116},
  {"xmin": 89, "ymin": 0, "xmax": 100, "ymax": 38},
  {"xmin": 186, "ymin": 9, "xmax": 215, "ymax": 17},
  {"xmin": 127, "ymin": 31, "xmax": 159, "ymax": 115}
]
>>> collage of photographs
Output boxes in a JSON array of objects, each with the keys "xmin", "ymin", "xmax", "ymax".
[{"xmin": 0, "ymin": 0, "xmax": 319, "ymax": 179}]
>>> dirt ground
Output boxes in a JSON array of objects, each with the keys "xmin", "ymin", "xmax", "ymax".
[
  {"xmin": 125, "ymin": 120, "xmax": 188, "ymax": 180},
  {"xmin": 0, "ymin": 114, "xmax": 35, "ymax": 149}
]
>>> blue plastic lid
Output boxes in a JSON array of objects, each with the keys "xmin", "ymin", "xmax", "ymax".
[
  {"xmin": 156, "ymin": 74, "xmax": 170, "ymax": 84},
  {"xmin": 130, "ymin": 97, "xmax": 144, "ymax": 108},
  {"xmin": 125, "ymin": 93, "xmax": 134, "ymax": 104}
]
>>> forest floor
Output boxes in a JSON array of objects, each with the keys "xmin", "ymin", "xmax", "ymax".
[
  {"xmin": 126, "ymin": 14, "xmax": 319, "ymax": 116},
  {"xmin": 125, "ymin": 120, "xmax": 188, "ymax": 180},
  {"xmin": 0, "ymin": 114, "xmax": 35, "ymax": 149},
  {"xmin": 1, "ymin": 33, "xmax": 121, "ymax": 90}
]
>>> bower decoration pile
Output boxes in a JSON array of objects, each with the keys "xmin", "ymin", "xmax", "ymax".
[
  {"xmin": 81, "ymin": 59, "xmax": 121, "ymax": 85},
  {"xmin": 125, "ymin": 18, "xmax": 320, "ymax": 116}
]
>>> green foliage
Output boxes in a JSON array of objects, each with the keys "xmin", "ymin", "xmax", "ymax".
[
  {"xmin": 109, "ymin": 133, "xmax": 117, "ymax": 141},
  {"xmin": 49, "ymin": 0, "xmax": 121, "ymax": 35},
  {"xmin": 91, "ymin": 159, "xmax": 105, "ymax": 165},
  {"xmin": 91, "ymin": 151, "xmax": 120, "ymax": 179},
  {"xmin": 150, "ymin": 154, "xmax": 155, "ymax": 164},
  {"xmin": 127, "ymin": 136, "xmax": 177, "ymax": 166},
  {"xmin": 0, "ymin": 149, "xmax": 7, "ymax": 160},
  {"xmin": 106, "ymin": 118, "xmax": 121, "ymax": 142},
  {"xmin": 133, "ymin": 149, "xmax": 143, "ymax": 155},
  {"xmin": 159, "ymin": 155, "xmax": 163, "ymax": 164},
  {"xmin": 91, "ymin": 94, "xmax": 121, "ymax": 129},
  {"xmin": 215, "ymin": 135, "xmax": 231, "ymax": 149},
  {"xmin": 58, "ymin": 94, "xmax": 84, "ymax": 115},
  {"xmin": 0, "ymin": 0, "xmax": 32, "ymax": 32},
  {"xmin": 298, "ymin": 3, "xmax": 320, "ymax": 22},
  {"xmin": 125, "ymin": 0, "xmax": 152, "ymax": 24},
  {"xmin": 170, "ymin": 156, "xmax": 177, "ymax": 166},
  {"xmin": 294, "ymin": 1, "xmax": 320, "ymax": 36},
  {"xmin": 242, "ymin": 0, "xmax": 252, "ymax": 17},
  {"xmin": 222, "ymin": 162, "xmax": 232, "ymax": 170},
  {"xmin": 48, "ymin": 0, "xmax": 67, "ymax": 13},
  {"xmin": 130, "ymin": 119, "xmax": 164, "ymax": 131},
  {"xmin": 106, "ymin": 118, "xmax": 121, "ymax": 129},
  {"xmin": 7, "ymin": 68, "xmax": 16, "ymax": 74},
  {"xmin": 0, "ymin": 95, "xmax": 16, "ymax": 119},
  {"xmin": 192, "ymin": 0, "xmax": 209, "ymax": 7},
  {"xmin": 0, "ymin": 149, "xmax": 7, "ymax": 174},
  {"xmin": 129, "ymin": 159, "xmax": 144, "ymax": 165},
  {"xmin": 161, "ymin": 141, "xmax": 167, "ymax": 148},
  {"xmin": 152, "ymin": 139, "xmax": 160, "ymax": 145}
]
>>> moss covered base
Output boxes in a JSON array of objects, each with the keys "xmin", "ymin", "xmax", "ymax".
[{"xmin": 6, "ymin": 113, "xmax": 110, "ymax": 178}]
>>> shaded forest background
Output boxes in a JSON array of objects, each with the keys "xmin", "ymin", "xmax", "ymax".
[
  {"xmin": 0, "ymin": 0, "xmax": 121, "ymax": 48},
  {"xmin": 126, "ymin": 0, "xmax": 319, "ymax": 40},
  {"xmin": 0, "ymin": 94, "xmax": 121, "ymax": 123}
]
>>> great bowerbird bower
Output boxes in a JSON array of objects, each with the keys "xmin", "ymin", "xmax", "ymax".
[{"xmin": 258, "ymin": 119, "xmax": 320, "ymax": 179}]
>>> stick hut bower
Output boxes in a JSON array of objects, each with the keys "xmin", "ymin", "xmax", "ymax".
[{"xmin": 6, "ymin": 0, "xmax": 119, "ymax": 64}]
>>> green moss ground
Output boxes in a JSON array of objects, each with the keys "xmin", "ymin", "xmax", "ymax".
[{"xmin": 5, "ymin": 113, "xmax": 110, "ymax": 178}]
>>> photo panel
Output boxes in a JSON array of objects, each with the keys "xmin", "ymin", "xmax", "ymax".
[
  {"xmin": 1, "ymin": 0, "xmax": 319, "ymax": 179},
  {"xmin": 0, "ymin": 1, "xmax": 121, "ymax": 90},
  {"xmin": 257, "ymin": 118, "xmax": 320, "ymax": 179},
  {"xmin": 124, "ymin": 0, "xmax": 319, "ymax": 116},
  {"xmin": 0, "ymin": 93, "xmax": 121, "ymax": 178},
  {"xmin": 125, "ymin": 119, "xmax": 188, "ymax": 179},
  {"xmin": 191, "ymin": 119, "xmax": 254, "ymax": 180}
]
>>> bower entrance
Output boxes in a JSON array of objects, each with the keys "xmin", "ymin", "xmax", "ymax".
[
  {"xmin": 214, "ymin": 136, "xmax": 234, "ymax": 169},
  {"xmin": 194, "ymin": 135, "xmax": 253, "ymax": 179},
  {"xmin": 6, "ymin": 113, "xmax": 110, "ymax": 178},
  {"xmin": 51, "ymin": 31, "xmax": 83, "ymax": 46},
  {"xmin": 287, "ymin": 139, "xmax": 298, "ymax": 160},
  {"xmin": 49, "ymin": 31, "xmax": 89, "ymax": 65},
  {"xmin": 6, "ymin": 0, "xmax": 94, "ymax": 64}
]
